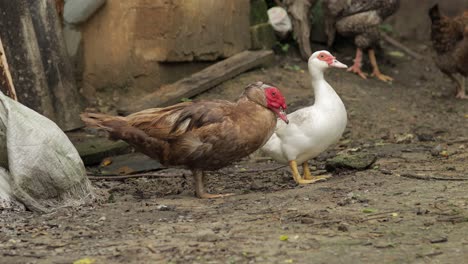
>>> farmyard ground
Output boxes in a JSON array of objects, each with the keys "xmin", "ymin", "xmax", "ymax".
[{"xmin": 1, "ymin": 43, "xmax": 467, "ymax": 264}]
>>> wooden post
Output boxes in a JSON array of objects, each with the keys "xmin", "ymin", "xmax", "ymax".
[
  {"xmin": 0, "ymin": 0, "xmax": 83, "ymax": 130},
  {"xmin": 0, "ymin": 37, "xmax": 17, "ymax": 101}
]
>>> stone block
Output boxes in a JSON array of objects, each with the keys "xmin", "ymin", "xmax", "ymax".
[{"xmin": 250, "ymin": 23, "xmax": 277, "ymax": 50}]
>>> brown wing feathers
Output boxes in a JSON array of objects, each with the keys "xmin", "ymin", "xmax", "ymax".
[
  {"xmin": 80, "ymin": 101, "xmax": 232, "ymax": 162},
  {"xmin": 80, "ymin": 112, "xmax": 127, "ymax": 133}
]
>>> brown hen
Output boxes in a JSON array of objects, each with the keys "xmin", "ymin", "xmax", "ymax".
[
  {"xmin": 429, "ymin": 4, "xmax": 468, "ymax": 99},
  {"xmin": 81, "ymin": 82, "xmax": 289, "ymax": 198},
  {"xmin": 324, "ymin": 0, "xmax": 400, "ymax": 82}
]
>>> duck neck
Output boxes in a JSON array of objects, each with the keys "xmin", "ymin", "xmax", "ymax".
[{"xmin": 309, "ymin": 67, "xmax": 339, "ymax": 106}]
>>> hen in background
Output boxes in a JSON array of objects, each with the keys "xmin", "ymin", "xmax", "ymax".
[
  {"xmin": 323, "ymin": 0, "xmax": 400, "ymax": 82},
  {"xmin": 429, "ymin": 4, "xmax": 468, "ymax": 99}
]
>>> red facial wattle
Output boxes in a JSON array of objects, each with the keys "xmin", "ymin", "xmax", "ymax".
[
  {"xmin": 264, "ymin": 87, "xmax": 289, "ymax": 124},
  {"xmin": 317, "ymin": 52, "xmax": 348, "ymax": 69},
  {"xmin": 318, "ymin": 52, "xmax": 335, "ymax": 65}
]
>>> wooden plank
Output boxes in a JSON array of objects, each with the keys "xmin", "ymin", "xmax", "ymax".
[{"xmin": 119, "ymin": 50, "xmax": 274, "ymax": 115}]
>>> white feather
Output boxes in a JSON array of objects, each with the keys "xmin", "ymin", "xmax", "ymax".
[{"xmin": 261, "ymin": 50, "xmax": 348, "ymax": 164}]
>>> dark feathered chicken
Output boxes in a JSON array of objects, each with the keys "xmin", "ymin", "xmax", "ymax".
[
  {"xmin": 429, "ymin": 4, "xmax": 468, "ymax": 99},
  {"xmin": 324, "ymin": 0, "xmax": 400, "ymax": 82},
  {"xmin": 81, "ymin": 82, "xmax": 289, "ymax": 198}
]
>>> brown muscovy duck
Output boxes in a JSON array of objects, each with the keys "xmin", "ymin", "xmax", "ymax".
[
  {"xmin": 429, "ymin": 4, "xmax": 468, "ymax": 99},
  {"xmin": 324, "ymin": 0, "xmax": 400, "ymax": 82},
  {"xmin": 81, "ymin": 82, "xmax": 289, "ymax": 198}
]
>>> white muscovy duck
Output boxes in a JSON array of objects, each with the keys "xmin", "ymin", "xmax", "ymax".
[{"xmin": 261, "ymin": 50, "xmax": 348, "ymax": 184}]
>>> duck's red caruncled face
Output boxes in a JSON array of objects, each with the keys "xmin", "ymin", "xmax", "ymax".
[
  {"xmin": 317, "ymin": 52, "xmax": 335, "ymax": 65},
  {"xmin": 264, "ymin": 87, "xmax": 288, "ymax": 124},
  {"xmin": 317, "ymin": 52, "xmax": 348, "ymax": 69}
]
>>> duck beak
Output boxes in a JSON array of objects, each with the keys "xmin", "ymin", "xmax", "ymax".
[
  {"xmin": 330, "ymin": 58, "xmax": 348, "ymax": 69},
  {"xmin": 276, "ymin": 107, "xmax": 289, "ymax": 124}
]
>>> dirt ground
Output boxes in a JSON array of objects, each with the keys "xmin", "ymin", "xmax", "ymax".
[{"xmin": 1, "ymin": 42, "xmax": 468, "ymax": 264}]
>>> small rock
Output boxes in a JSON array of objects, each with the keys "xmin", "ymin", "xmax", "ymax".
[
  {"xmin": 415, "ymin": 207, "xmax": 430, "ymax": 215},
  {"xmin": 430, "ymin": 236, "xmax": 448, "ymax": 244},
  {"xmin": 156, "ymin": 205, "xmax": 175, "ymax": 211},
  {"xmin": 373, "ymin": 241, "xmax": 394, "ymax": 248},
  {"xmin": 380, "ymin": 169, "xmax": 392, "ymax": 175},
  {"xmin": 325, "ymin": 153, "xmax": 377, "ymax": 171},
  {"xmin": 431, "ymin": 144, "xmax": 443, "ymax": 156},
  {"xmin": 194, "ymin": 229, "xmax": 219, "ymax": 242},
  {"xmin": 423, "ymin": 220, "xmax": 435, "ymax": 226},
  {"xmin": 337, "ymin": 198, "xmax": 352, "ymax": 206},
  {"xmin": 98, "ymin": 216, "xmax": 106, "ymax": 221},
  {"xmin": 417, "ymin": 133, "xmax": 435, "ymax": 142},
  {"xmin": 337, "ymin": 224, "xmax": 349, "ymax": 232}
]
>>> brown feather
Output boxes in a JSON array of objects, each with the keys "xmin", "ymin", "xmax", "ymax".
[
  {"xmin": 324, "ymin": 0, "xmax": 400, "ymax": 49},
  {"xmin": 80, "ymin": 82, "xmax": 279, "ymax": 171},
  {"xmin": 429, "ymin": 5, "xmax": 468, "ymax": 77}
]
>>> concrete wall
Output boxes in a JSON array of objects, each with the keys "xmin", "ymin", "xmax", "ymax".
[
  {"xmin": 80, "ymin": 0, "xmax": 250, "ymax": 101},
  {"xmin": 387, "ymin": 0, "xmax": 468, "ymax": 41}
]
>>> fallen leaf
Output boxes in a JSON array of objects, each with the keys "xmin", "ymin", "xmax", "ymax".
[
  {"xmin": 379, "ymin": 23, "xmax": 393, "ymax": 33},
  {"xmin": 279, "ymin": 235, "xmax": 289, "ymax": 241},
  {"xmin": 285, "ymin": 259, "xmax": 294, "ymax": 263},
  {"xmin": 73, "ymin": 258, "xmax": 96, "ymax": 264},
  {"xmin": 391, "ymin": 213, "xmax": 399, "ymax": 217},
  {"xmin": 284, "ymin": 64, "xmax": 302, "ymax": 72},
  {"xmin": 395, "ymin": 133, "xmax": 414, "ymax": 143},
  {"xmin": 363, "ymin": 208, "xmax": 376, "ymax": 214},
  {"xmin": 388, "ymin": 51, "xmax": 405, "ymax": 58},
  {"xmin": 101, "ymin": 158, "xmax": 112, "ymax": 167}
]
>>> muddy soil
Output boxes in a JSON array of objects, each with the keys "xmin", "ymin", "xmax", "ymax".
[{"xmin": 1, "ymin": 43, "xmax": 468, "ymax": 264}]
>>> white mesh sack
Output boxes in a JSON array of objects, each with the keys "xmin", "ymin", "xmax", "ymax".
[{"xmin": 0, "ymin": 91, "xmax": 94, "ymax": 212}]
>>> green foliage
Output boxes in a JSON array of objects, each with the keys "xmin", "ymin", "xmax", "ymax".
[
  {"xmin": 379, "ymin": 24, "xmax": 393, "ymax": 33},
  {"xmin": 280, "ymin": 43, "xmax": 290, "ymax": 53},
  {"xmin": 283, "ymin": 63, "xmax": 302, "ymax": 72}
]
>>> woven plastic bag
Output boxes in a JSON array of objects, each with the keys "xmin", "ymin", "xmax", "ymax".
[{"xmin": 0, "ymin": 91, "xmax": 94, "ymax": 212}]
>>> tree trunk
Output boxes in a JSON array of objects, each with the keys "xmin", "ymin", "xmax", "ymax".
[
  {"xmin": 0, "ymin": 0, "xmax": 83, "ymax": 131},
  {"xmin": 284, "ymin": 0, "xmax": 317, "ymax": 60}
]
